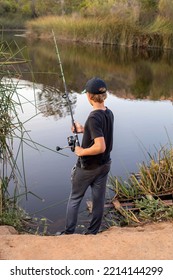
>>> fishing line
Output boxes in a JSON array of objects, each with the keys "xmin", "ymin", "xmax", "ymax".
[{"xmin": 52, "ymin": 30, "xmax": 80, "ymax": 152}]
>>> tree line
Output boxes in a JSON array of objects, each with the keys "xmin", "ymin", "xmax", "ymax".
[
  {"xmin": 0, "ymin": 0, "xmax": 173, "ymax": 23},
  {"xmin": 1, "ymin": 0, "xmax": 173, "ymax": 32}
]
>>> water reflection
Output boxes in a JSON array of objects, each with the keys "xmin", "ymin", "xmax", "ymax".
[
  {"xmin": 26, "ymin": 41, "xmax": 173, "ymax": 102},
  {"xmin": 5, "ymin": 33, "xmax": 173, "ymax": 106},
  {"xmin": 37, "ymin": 85, "xmax": 77, "ymax": 119},
  {"xmin": 131, "ymin": 61, "xmax": 153, "ymax": 99}
]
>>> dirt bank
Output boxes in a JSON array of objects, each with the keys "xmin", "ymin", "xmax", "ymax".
[{"xmin": 0, "ymin": 221, "xmax": 173, "ymax": 260}]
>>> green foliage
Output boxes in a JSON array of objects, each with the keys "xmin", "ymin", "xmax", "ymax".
[
  {"xmin": 136, "ymin": 197, "xmax": 173, "ymax": 221},
  {"xmin": 80, "ymin": 0, "xmax": 140, "ymax": 22},
  {"xmin": 0, "ymin": 0, "xmax": 171, "ymax": 21},
  {"xmin": 108, "ymin": 176, "xmax": 142, "ymax": 200},
  {"xmin": 63, "ymin": 0, "xmax": 83, "ymax": 14},
  {"xmin": 114, "ymin": 148, "xmax": 173, "ymax": 197},
  {"xmin": 0, "ymin": 0, "xmax": 17, "ymax": 15},
  {"xmin": 0, "ymin": 37, "xmax": 66, "ymax": 233},
  {"xmin": 1, "ymin": 0, "xmax": 173, "ymax": 48},
  {"xmin": 33, "ymin": 0, "xmax": 61, "ymax": 17},
  {"xmin": 0, "ymin": 39, "xmax": 27, "ymax": 230},
  {"xmin": 0, "ymin": 38, "xmax": 40, "ymax": 231},
  {"xmin": 24, "ymin": 0, "xmax": 173, "ymax": 49},
  {"xmin": 106, "ymin": 147, "xmax": 173, "ymax": 227},
  {"xmin": 0, "ymin": 205, "xmax": 25, "ymax": 231},
  {"xmin": 140, "ymin": 0, "xmax": 158, "ymax": 10}
]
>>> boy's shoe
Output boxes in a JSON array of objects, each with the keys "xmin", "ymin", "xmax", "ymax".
[
  {"xmin": 82, "ymin": 230, "xmax": 96, "ymax": 235},
  {"xmin": 55, "ymin": 231, "xmax": 70, "ymax": 236}
]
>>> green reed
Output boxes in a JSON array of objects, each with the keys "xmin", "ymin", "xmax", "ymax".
[
  {"xmin": 0, "ymin": 39, "xmax": 29, "ymax": 228},
  {"xmin": 0, "ymin": 37, "xmax": 67, "ymax": 232},
  {"xmin": 0, "ymin": 38, "xmax": 45, "ymax": 230}
]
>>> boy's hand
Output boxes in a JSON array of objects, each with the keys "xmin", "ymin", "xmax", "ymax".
[
  {"xmin": 71, "ymin": 122, "xmax": 84, "ymax": 133},
  {"xmin": 75, "ymin": 146, "xmax": 84, "ymax": 157},
  {"xmin": 75, "ymin": 137, "xmax": 106, "ymax": 157}
]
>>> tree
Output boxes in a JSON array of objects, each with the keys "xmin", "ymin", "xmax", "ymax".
[
  {"xmin": 63, "ymin": 0, "xmax": 83, "ymax": 14},
  {"xmin": 30, "ymin": 0, "xmax": 37, "ymax": 18},
  {"xmin": 0, "ymin": 0, "xmax": 17, "ymax": 15}
]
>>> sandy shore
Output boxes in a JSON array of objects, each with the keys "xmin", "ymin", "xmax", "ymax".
[{"xmin": 0, "ymin": 221, "xmax": 173, "ymax": 260}]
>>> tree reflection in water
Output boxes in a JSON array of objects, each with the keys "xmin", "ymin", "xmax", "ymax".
[{"xmin": 37, "ymin": 85, "xmax": 77, "ymax": 119}]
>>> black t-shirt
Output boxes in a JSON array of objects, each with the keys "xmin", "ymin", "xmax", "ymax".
[{"xmin": 77, "ymin": 107, "xmax": 114, "ymax": 169}]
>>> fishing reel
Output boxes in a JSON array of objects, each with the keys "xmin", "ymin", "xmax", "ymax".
[
  {"xmin": 56, "ymin": 135, "xmax": 79, "ymax": 152},
  {"xmin": 67, "ymin": 135, "xmax": 76, "ymax": 152}
]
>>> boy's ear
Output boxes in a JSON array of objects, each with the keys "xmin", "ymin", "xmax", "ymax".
[{"xmin": 87, "ymin": 93, "xmax": 93, "ymax": 105}]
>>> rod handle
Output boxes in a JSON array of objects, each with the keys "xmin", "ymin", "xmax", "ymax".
[{"xmin": 75, "ymin": 140, "xmax": 80, "ymax": 147}]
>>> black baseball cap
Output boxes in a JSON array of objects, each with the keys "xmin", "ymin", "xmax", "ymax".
[{"xmin": 82, "ymin": 77, "xmax": 107, "ymax": 94}]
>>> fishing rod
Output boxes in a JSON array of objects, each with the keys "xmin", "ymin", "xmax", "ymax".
[{"xmin": 52, "ymin": 30, "xmax": 80, "ymax": 152}]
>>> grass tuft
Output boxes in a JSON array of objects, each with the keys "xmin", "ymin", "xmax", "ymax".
[{"xmin": 106, "ymin": 147, "xmax": 173, "ymax": 227}]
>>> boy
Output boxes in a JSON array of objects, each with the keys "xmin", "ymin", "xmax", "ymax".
[{"xmin": 64, "ymin": 77, "xmax": 114, "ymax": 235}]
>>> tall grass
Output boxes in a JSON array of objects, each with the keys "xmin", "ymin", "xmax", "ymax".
[
  {"xmin": 0, "ymin": 37, "xmax": 67, "ymax": 231},
  {"xmin": 0, "ymin": 39, "xmax": 32, "ymax": 229},
  {"xmin": 26, "ymin": 14, "xmax": 173, "ymax": 49},
  {"xmin": 0, "ymin": 39, "xmax": 47, "ymax": 230},
  {"xmin": 26, "ymin": 16, "xmax": 140, "ymax": 47},
  {"xmin": 146, "ymin": 16, "xmax": 173, "ymax": 48}
]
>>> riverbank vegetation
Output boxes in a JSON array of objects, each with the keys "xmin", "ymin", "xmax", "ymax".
[
  {"xmin": 0, "ymin": 38, "xmax": 32, "ymax": 230},
  {"xmin": 1, "ymin": 1, "xmax": 173, "ymax": 49},
  {"xmin": 106, "ymin": 146, "xmax": 173, "ymax": 227},
  {"xmin": 22, "ymin": 39, "xmax": 173, "ymax": 101},
  {"xmin": 0, "ymin": 37, "xmax": 68, "ymax": 233},
  {"xmin": 27, "ymin": 0, "xmax": 173, "ymax": 49},
  {"xmin": 0, "ymin": 38, "xmax": 49, "ymax": 232}
]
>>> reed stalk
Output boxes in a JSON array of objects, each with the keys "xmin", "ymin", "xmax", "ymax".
[
  {"xmin": 0, "ymin": 36, "xmax": 67, "ymax": 232},
  {"xmin": 0, "ymin": 40, "xmax": 39, "ymax": 228}
]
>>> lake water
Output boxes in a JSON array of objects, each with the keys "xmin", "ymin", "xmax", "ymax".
[{"xmin": 4, "ymin": 32, "xmax": 173, "ymax": 234}]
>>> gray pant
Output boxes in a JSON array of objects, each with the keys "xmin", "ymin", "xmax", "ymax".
[{"xmin": 65, "ymin": 161, "xmax": 111, "ymax": 234}]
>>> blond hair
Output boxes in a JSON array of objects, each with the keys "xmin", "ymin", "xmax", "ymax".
[{"xmin": 89, "ymin": 92, "xmax": 107, "ymax": 103}]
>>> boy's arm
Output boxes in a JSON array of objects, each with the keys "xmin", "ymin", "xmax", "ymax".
[{"xmin": 75, "ymin": 137, "xmax": 106, "ymax": 157}]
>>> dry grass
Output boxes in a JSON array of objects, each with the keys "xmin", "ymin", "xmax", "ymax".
[
  {"xmin": 26, "ymin": 14, "xmax": 173, "ymax": 49},
  {"xmin": 26, "ymin": 15, "xmax": 140, "ymax": 46}
]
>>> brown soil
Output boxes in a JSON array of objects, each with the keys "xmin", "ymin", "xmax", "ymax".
[{"xmin": 0, "ymin": 221, "xmax": 173, "ymax": 260}]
